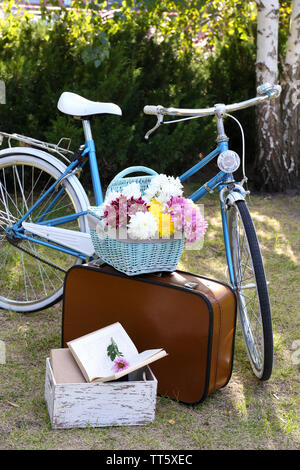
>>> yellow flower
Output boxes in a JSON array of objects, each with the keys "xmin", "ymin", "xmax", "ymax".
[{"xmin": 149, "ymin": 200, "xmax": 174, "ymax": 238}]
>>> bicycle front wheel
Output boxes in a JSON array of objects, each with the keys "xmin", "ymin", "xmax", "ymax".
[
  {"xmin": 227, "ymin": 200, "xmax": 273, "ymax": 380},
  {"xmin": 0, "ymin": 152, "xmax": 89, "ymax": 313}
]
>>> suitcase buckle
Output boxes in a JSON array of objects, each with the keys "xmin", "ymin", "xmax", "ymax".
[{"xmin": 184, "ymin": 282, "xmax": 198, "ymax": 289}]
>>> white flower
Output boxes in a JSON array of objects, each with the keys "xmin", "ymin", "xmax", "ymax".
[
  {"xmin": 144, "ymin": 174, "xmax": 183, "ymax": 204},
  {"xmin": 121, "ymin": 182, "xmax": 142, "ymax": 200},
  {"xmin": 103, "ymin": 183, "xmax": 142, "ymax": 206},
  {"xmin": 95, "ymin": 218, "xmax": 107, "ymax": 239},
  {"xmin": 127, "ymin": 211, "xmax": 158, "ymax": 240},
  {"xmin": 104, "ymin": 190, "xmax": 121, "ymax": 205}
]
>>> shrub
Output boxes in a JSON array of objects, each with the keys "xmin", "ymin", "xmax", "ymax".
[{"xmin": 0, "ymin": 8, "xmax": 256, "ymax": 189}]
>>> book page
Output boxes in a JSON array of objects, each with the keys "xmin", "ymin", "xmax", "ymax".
[
  {"xmin": 108, "ymin": 349, "xmax": 167, "ymax": 382},
  {"xmin": 67, "ymin": 323, "xmax": 139, "ymax": 381},
  {"xmin": 96, "ymin": 349, "xmax": 167, "ymax": 382},
  {"xmin": 125, "ymin": 349, "xmax": 165, "ymax": 370}
]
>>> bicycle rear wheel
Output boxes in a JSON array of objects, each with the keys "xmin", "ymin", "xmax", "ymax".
[
  {"xmin": 226, "ymin": 200, "xmax": 273, "ymax": 380},
  {"xmin": 0, "ymin": 152, "xmax": 89, "ymax": 313}
]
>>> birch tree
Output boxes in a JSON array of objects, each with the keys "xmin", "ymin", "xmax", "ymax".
[
  {"xmin": 281, "ymin": 0, "xmax": 300, "ymax": 188},
  {"xmin": 255, "ymin": 0, "xmax": 283, "ymax": 190},
  {"xmin": 255, "ymin": 0, "xmax": 300, "ymax": 191}
]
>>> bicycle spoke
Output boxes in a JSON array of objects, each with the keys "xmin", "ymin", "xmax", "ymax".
[
  {"xmin": 21, "ymin": 253, "xmax": 30, "ymax": 302},
  {"xmin": 1, "ymin": 169, "xmax": 10, "ymax": 218},
  {"xmin": 227, "ymin": 200, "xmax": 273, "ymax": 379},
  {"xmin": 39, "ymin": 198, "xmax": 75, "ymax": 221},
  {"xmin": 0, "ymin": 157, "xmax": 86, "ymax": 311},
  {"xmin": 35, "ymin": 182, "xmax": 62, "ymax": 220},
  {"xmin": 14, "ymin": 165, "xmax": 30, "ymax": 215},
  {"xmin": 238, "ymin": 292, "xmax": 263, "ymax": 366},
  {"xmin": 0, "ymin": 179, "xmax": 24, "ymax": 219},
  {"xmin": 25, "ymin": 167, "xmax": 44, "ymax": 207},
  {"xmin": 26, "ymin": 237, "xmax": 64, "ymax": 284}
]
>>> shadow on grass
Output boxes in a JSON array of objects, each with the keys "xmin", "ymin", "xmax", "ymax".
[{"xmin": 0, "ymin": 194, "xmax": 299, "ymax": 450}]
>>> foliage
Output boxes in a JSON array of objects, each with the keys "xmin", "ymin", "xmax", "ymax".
[
  {"xmin": 0, "ymin": 3, "xmax": 207, "ymax": 186},
  {"xmin": 0, "ymin": 0, "xmax": 292, "ymax": 189}
]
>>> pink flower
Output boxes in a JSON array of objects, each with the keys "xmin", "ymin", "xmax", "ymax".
[
  {"xmin": 112, "ymin": 357, "xmax": 130, "ymax": 373},
  {"xmin": 104, "ymin": 196, "xmax": 149, "ymax": 229},
  {"xmin": 164, "ymin": 196, "xmax": 208, "ymax": 242}
]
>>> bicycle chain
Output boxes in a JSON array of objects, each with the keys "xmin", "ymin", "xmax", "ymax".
[{"xmin": 7, "ymin": 236, "xmax": 67, "ymax": 273}]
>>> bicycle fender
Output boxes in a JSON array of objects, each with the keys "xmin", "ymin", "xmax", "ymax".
[
  {"xmin": 0, "ymin": 146, "xmax": 90, "ymax": 212},
  {"xmin": 226, "ymin": 190, "xmax": 245, "ymax": 206},
  {"xmin": 0, "ymin": 145, "xmax": 72, "ymax": 174}
]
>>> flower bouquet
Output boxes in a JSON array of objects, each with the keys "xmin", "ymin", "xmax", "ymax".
[{"xmin": 88, "ymin": 173, "xmax": 208, "ymax": 276}]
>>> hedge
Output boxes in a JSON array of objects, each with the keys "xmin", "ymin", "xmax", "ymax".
[{"xmin": 0, "ymin": 11, "xmax": 256, "ymax": 189}]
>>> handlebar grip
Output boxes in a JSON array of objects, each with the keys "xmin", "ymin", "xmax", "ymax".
[
  {"xmin": 143, "ymin": 105, "xmax": 160, "ymax": 115},
  {"xmin": 257, "ymin": 82, "xmax": 281, "ymax": 97}
]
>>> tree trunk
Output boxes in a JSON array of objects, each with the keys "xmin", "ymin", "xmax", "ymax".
[
  {"xmin": 255, "ymin": 0, "xmax": 285, "ymax": 191},
  {"xmin": 281, "ymin": 0, "xmax": 300, "ymax": 188}
]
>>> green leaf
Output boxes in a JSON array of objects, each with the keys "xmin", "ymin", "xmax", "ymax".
[{"xmin": 107, "ymin": 338, "xmax": 123, "ymax": 361}]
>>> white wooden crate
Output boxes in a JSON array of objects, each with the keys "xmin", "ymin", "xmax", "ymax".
[{"xmin": 44, "ymin": 358, "xmax": 158, "ymax": 429}]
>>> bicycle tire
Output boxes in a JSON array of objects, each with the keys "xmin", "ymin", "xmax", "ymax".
[
  {"xmin": 227, "ymin": 199, "xmax": 273, "ymax": 380},
  {"xmin": 0, "ymin": 151, "xmax": 90, "ymax": 313}
]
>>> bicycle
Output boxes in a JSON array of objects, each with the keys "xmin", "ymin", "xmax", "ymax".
[
  {"xmin": 143, "ymin": 82, "xmax": 281, "ymax": 381},
  {"xmin": 0, "ymin": 83, "xmax": 280, "ymax": 380}
]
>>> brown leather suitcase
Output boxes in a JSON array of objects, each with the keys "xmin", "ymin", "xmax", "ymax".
[{"xmin": 61, "ymin": 262, "xmax": 237, "ymax": 404}]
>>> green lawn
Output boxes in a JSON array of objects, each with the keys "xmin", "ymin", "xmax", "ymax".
[{"xmin": 0, "ymin": 193, "xmax": 299, "ymax": 450}]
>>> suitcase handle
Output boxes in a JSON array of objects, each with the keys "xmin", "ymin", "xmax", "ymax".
[{"xmin": 109, "ymin": 166, "xmax": 158, "ymax": 184}]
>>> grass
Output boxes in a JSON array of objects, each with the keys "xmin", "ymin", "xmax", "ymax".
[{"xmin": 0, "ymin": 192, "xmax": 299, "ymax": 450}]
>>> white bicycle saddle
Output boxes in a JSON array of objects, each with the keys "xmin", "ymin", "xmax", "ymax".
[{"xmin": 57, "ymin": 92, "xmax": 122, "ymax": 118}]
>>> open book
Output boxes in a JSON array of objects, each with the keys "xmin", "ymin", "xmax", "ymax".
[
  {"xmin": 63, "ymin": 322, "xmax": 167, "ymax": 383},
  {"xmin": 50, "ymin": 348, "xmax": 86, "ymax": 384}
]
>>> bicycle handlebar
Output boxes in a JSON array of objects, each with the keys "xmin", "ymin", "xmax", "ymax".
[{"xmin": 143, "ymin": 83, "xmax": 281, "ymax": 118}]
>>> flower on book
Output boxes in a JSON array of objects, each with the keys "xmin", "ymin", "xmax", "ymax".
[
  {"xmin": 106, "ymin": 338, "xmax": 130, "ymax": 374},
  {"xmin": 112, "ymin": 357, "xmax": 130, "ymax": 373}
]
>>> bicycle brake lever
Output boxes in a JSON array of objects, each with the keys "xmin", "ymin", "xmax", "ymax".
[{"xmin": 144, "ymin": 114, "xmax": 164, "ymax": 140}]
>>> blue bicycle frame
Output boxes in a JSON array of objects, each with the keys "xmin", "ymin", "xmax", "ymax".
[
  {"xmin": 178, "ymin": 139, "xmax": 236, "ymax": 286},
  {"xmin": 10, "ymin": 119, "xmax": 237, "ymax": 284}
]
